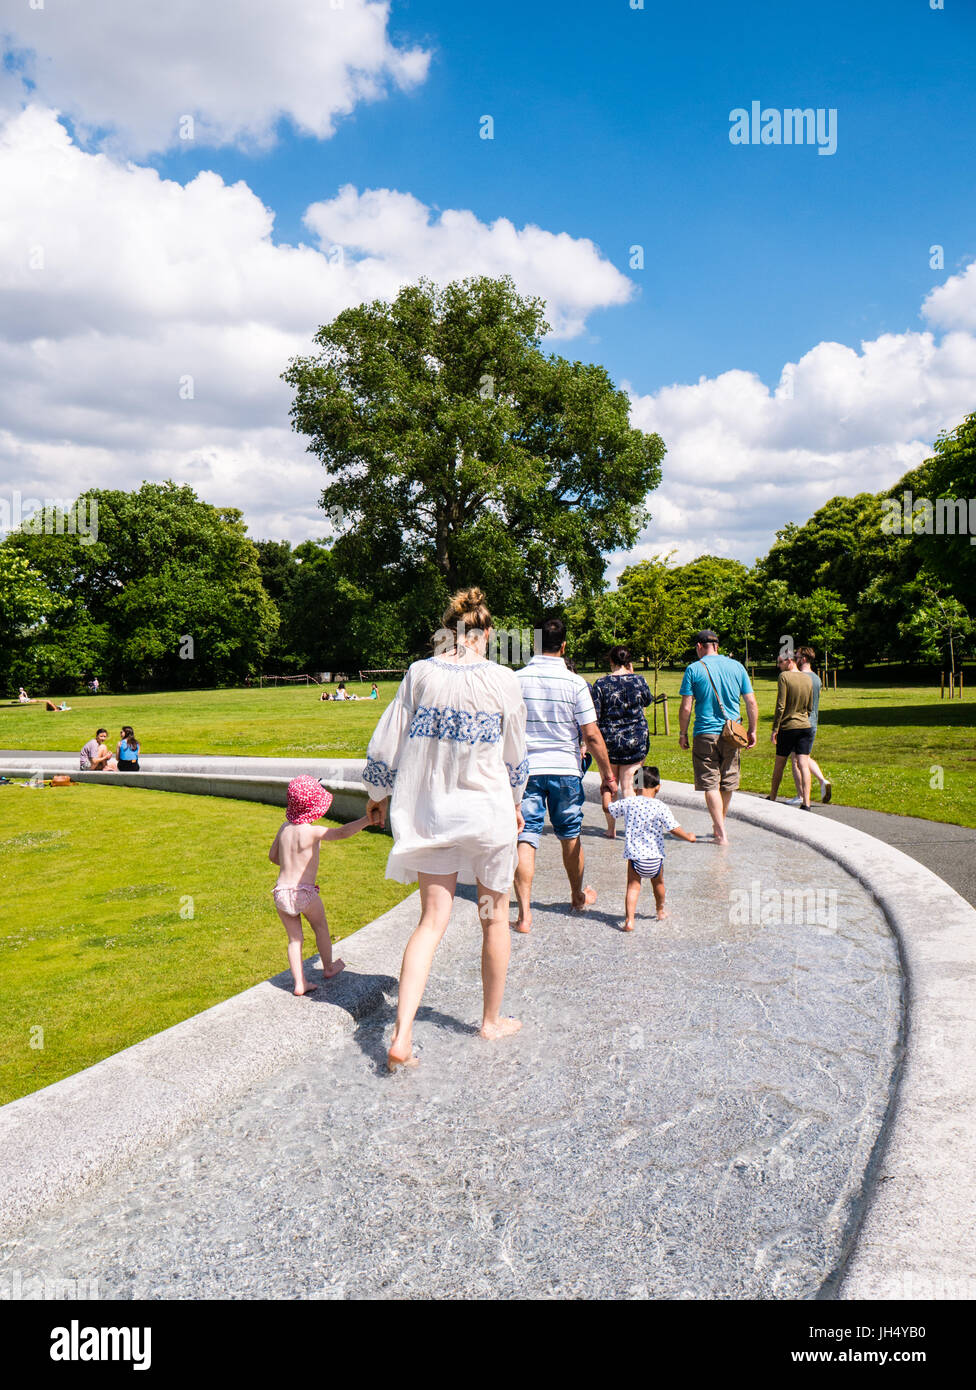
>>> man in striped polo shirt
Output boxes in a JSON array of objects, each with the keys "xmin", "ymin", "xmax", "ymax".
[{"xmin": 513, "ymin": 617, "xmax": 617, "ymax": 933}]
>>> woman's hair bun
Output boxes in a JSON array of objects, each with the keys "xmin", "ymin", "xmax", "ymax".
[{"xmin": 442, "ymin": 587, "xmax": 493, "ymax": 631}]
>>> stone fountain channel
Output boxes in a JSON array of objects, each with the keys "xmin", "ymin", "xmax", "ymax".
[{"xmin": 1, "ymin": 796, "xmax": 900, "ymax": 1299}]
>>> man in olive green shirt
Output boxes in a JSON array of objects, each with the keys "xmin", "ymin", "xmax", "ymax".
[{"xmin": 766, "ymin": 653, "xmax": 814, "ymax": 809}]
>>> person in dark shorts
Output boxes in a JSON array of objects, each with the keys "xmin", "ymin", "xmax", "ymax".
[
  {"xmin": 591, "ymin": 645, "xmax": 652, "ymax": 836},
  {"xmin": 786, "ymin": 647, "xmax": 832, "ymax": 804},
  {"xmin": 766, "ymin": 653, "xmax": 814, "ymax": 808}
]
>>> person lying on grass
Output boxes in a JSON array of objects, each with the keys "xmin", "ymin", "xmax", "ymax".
[{"xmin": 268, "ymin": 775, "xmax": 380, "ymax": 996}]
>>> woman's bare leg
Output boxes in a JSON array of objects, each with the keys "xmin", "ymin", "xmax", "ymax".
[
  {"xmin": 477, "ymin": 880, "xmax": 521, "ymax": 1040},
  {"xmin": 388, "ymin": 871, "xmax": 457, "ymax": 1069},
  {"xmin": 619, "ymin": 762, "xmax": 641, "ymax": 797}
]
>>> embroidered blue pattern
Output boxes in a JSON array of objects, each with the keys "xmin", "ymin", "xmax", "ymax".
[
  {"xmin": 363, "ymin": 757, "xmax": 396, "ymax": 790},
  {"xmin": 408, "ymin": 705, "xmax": 502, "ymax": 745},
  {"xmin": 506, "ymin": 756, "xmax": 530, "ymax": 788}
]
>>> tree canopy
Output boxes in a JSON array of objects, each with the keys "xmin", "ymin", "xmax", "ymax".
[{"xmin": 282, "ymin": 275, "xmax": 666, "ymax": 622}]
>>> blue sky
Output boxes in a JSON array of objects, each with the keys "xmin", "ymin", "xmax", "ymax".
[
  {"xmin": 153, "ymin": 0, "xmax": 976, "ymax": 394},
  {"xmin": 2, "ymin": 0, "xmax": 974, "ymax": 562}
]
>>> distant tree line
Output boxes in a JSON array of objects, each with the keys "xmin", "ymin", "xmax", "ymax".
[{"xmin": 1, "ymin": 273, "xmax": 972, "ymax": 693}]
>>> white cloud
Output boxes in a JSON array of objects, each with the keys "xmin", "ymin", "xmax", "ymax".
[
  {"xmin": 623, "ymin": 320, "xmax": 976, "ymax": 571},
  {"xmin": 304, "ymin": 187, "xmax": 634, "ymax": 337},
  {"xmin": 922, "ymin": 258, "xmax": 976, "ymax": 334},
  {"xmin": 1, "ymin": 0, "xmax": 430, "ymax": 156},
  {"xmin": 0, "ymin": 106, "xmax": 635, "ymax": 543}
]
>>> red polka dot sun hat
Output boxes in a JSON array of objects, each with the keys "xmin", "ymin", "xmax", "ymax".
[{"xmin": 286, "ymin": 775, "xmax": 334, "ymax": 825}]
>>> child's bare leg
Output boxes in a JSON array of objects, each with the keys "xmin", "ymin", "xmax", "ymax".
[
  {"xmin": 652, "ymin": 869, "xmax": 667, "ymax": 919},
  {"xmin": 477, "ymin": 879, "xmax": 521, "ymax": 1040},
  {"xmin": 388, "ymin": 872, "xmax": 456, "ymax": 1069},
  {"xmin": 275, "ymin": 906, "xmax": 316, "ymax": 996},
  {"xmin": 624, "ymin": 862, "xmax": 641, "ymax": 931},
  {"xmin": 303, "ymin": 895, "xmax": 344, "ymax": 979}
]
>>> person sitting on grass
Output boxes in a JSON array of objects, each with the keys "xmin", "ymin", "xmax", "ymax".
[
  {"xmin": 18, "ymin": 687, "xmax": 31, "ymax": 704},
  {"xmin": 370, "ymin": 684, "xmax": 378, "ymax": 700},
  {"xmin": 268, "ymin": 775, "xmax": 378, "ymax": 996},
  {"xmin": 607, "ymin": 764, "xmax": 697, "ymax": 930}
]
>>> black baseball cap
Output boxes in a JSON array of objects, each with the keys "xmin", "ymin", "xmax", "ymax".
[{"xmin": 693, "ymin": 629, "xmax": 719, "ymax": 645}]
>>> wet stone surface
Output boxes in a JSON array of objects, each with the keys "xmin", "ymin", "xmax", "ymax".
[{"xmin": 1, "ymin": 802, "xmax": 902, "ymax": 1299}]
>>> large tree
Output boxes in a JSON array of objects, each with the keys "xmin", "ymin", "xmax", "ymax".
[{"xmin": 283, "ymin": 276, "xmax": 665, "ymax": 612}]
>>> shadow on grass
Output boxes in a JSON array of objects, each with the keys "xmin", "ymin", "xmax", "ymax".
[{"xmin": 818, "ymin": 703, "xmax": 976, "ymax": 730}]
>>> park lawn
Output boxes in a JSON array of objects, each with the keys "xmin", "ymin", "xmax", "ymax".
[
  {"xmin": 0, "ymin": 680, "xmax": 401, "ymax": 760},
  {"xmin": 628, "ymin": 670, "xmax": 976, "ymax": 827},
  {"xmin": 1, "ymin": 669, "xmax": 974, "ymax": 825},
  {"xmin": 0, "ymin": 782, "xmax": 413, "ymax": 1106}
]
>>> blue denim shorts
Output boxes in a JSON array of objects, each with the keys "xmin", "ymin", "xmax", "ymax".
[{"xmin": 518, "ymin": 774, "xmax": 585, "ymax": 848}]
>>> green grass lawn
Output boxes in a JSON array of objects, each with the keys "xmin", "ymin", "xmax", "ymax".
[
  {"xmin": 3, "ymin": 670, "xmax": 974, "ymax": 824},
  {"xmin": 0, "ymin": 782, "xmax": 413, "ymax": 1105}
]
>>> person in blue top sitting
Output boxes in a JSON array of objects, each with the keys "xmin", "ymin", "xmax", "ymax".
[
  {"xmin": 117, "ymin": 725, "xmax": 141, "ymax": 771},
  {"xmin": 677, "ymin": 629, "xmax": 758, "ymax": 846}
]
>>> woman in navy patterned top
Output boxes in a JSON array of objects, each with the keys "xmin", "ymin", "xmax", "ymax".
[{"xmin": 591, "ymin": 646, "xmax": 652, "ymax": 836}]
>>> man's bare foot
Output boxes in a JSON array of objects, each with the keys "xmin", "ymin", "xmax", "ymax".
[
  {"xmin": 571, "ymin": 885, "xmax": 598, "ymax": 911},
  {"xmin": 513, "ymin": 912, "xmax": 532, "ymax": 934},
  {"xmin": 321, "ymin": 958, "xmax": 345, "ymax": 979},
  {"xmin": 712, "ymin": 829, "xmax": 729, "ymax": 845},
  {"xmin": 480, "ymin": 1017, "xmax": 522, "ymax": 1040},
  {"xmin": 656, "ymin": 910, "xmax": 670, "ymax": 920},
  {"xmin": 294, "ymin": 983, "xmax": 318, "ymax": 996},
  {"xmin": 622, "ymin": 920, "xmax": 635, "ymax": 932}
]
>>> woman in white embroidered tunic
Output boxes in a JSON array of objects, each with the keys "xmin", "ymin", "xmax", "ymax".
[{"xmin": 364, "ymin": 588, "xmax": 529, "ymax": 1071}]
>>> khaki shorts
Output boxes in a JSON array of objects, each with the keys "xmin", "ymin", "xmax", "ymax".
[{"xmin": 692, "ymin": 733, "xmax": 741, "ymax": 791}]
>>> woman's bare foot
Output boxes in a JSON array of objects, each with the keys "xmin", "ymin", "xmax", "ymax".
[
  {"xmin": 604, "ymin": 816, "xmax": 616, "ymax": 839},
  {"xmin": 294, "ymin": 983, "xmax": 318, "ymax": 996},
  {"xmin": 387, "ymin": 1035, "xmax": 419, "ymax": 1070},
  {"xmin": 321, "ymin": 958, "xmax": 345, "ymax": 979},
  {"xmin": 571, "ymin": 885, "xmax": 598, "ymax": 911},
  {"xmin": 480, "ymin": 1017, "xmax": 522, "ymax": 1040},
  {"xmin": 513, "ymin": 911, "xmax": 532, "ymax": 934},
  {"xmin": 622, "ymin": 920, "xmax": 635, "ymax": 933},
  {"xmin": 656, "ymin": 909, "xmax": 670, "ymax": 920}
]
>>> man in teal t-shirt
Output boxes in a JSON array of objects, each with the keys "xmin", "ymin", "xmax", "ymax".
[{"xmin": 678, "ymin": 629, "xmax": 758, "ymax": 844}]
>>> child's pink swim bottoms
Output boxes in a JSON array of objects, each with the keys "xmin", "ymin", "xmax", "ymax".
[{"xmin": 272, "ymin": 882, "xmax": 320, "ymax": 915}]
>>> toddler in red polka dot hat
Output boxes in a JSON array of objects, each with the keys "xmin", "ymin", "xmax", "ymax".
[{"xmin": 268, "ymin": 776, "xmax": 377, "ymax": 996}]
